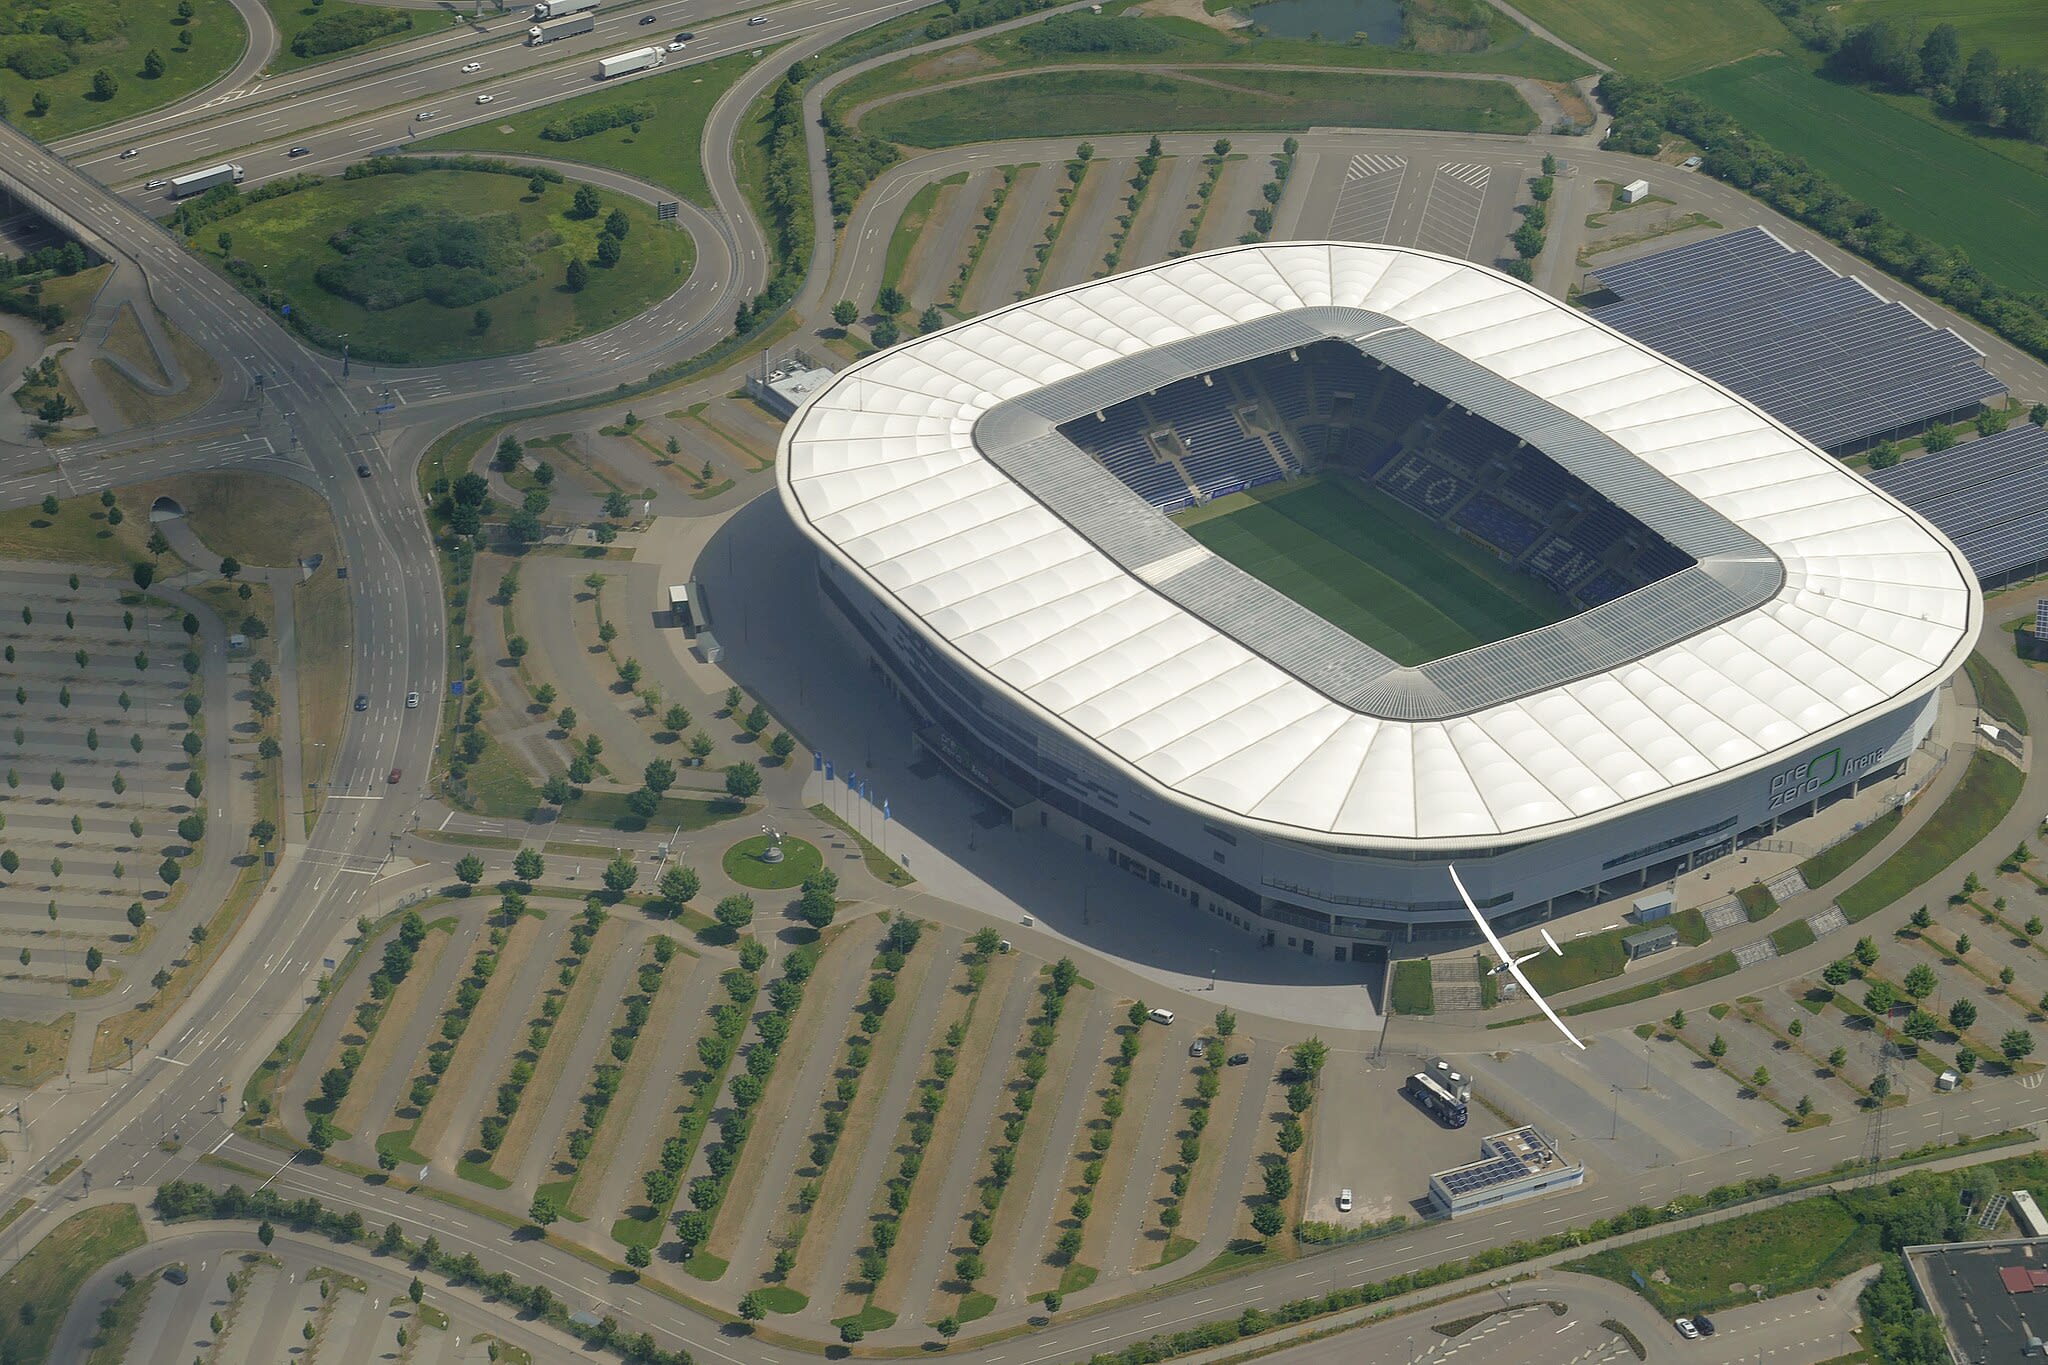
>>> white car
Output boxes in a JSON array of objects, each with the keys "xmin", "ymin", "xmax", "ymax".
[
  {"xmin": 145, "ymin": 178, "xmax": 169, "ymax": 190},
  {"xmin": 1336, "ymin": 1189, "xmax": 1353, "ymax": 1214},
  {"xmin": 461, "ymin": 61, "xmax": 483, "ymax": 73},
  {"xmin": 746, "ymin": 13, "xmax": 768, "ymax": 22},
  {"xmin": 1674, "ymin": 1318, "xmax": 1699, "ymax": 1341},
  {"xmin": 475, "ymin": 93, "xmax": 494, "ymax": 104},
  {"xmin": 405, "ymin": 691, "xmax": 420, "ymax": 708},
  {"xmin": 667, "ymin": 38, "xmax": 686, "ymax": 49},
  {"xmin": 416, "ymin": 110, "xmax": 437, "ymax": 121}
]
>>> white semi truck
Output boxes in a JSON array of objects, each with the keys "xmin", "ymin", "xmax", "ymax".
[
  {"xmin": 532, "ymin": 0, "xmax": 598, "ymax": 17},
  {"xmin": 169, "ymin": 162, "xmax": 244, "ymax": 197},
  {"xmin": 528, "ymin": 11, "xmax": 594, "ymax": 43},
  {"xmin": 597, "ymin": 45, "xmax": 665, "ymax": 78}
]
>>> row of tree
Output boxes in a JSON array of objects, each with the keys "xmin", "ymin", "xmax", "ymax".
[{"xmin": 1830, "ymin": 20, "xmax": 2048, "ymax": 144}]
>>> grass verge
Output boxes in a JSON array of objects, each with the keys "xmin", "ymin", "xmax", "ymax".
[
  {"xmin": 0, "ymin": 1204, "xmax": 146, "ymax": 1365},
  {"xmin": 1839, "ymin": 751, "xmax": 2022, "ymax": 921},
  {"xmin": 808, "ymin": 803, "xmax": 915, "ymax": 885},
  {"xmin": 1964, "ymin": 650, "xmax": 2028, "ymax": 736},
  {"xmin": 1800, "ymin": 808, "xmax": 1901, "ymax": 890},
  {"xmin": 1389, "ymin": 959, "xmax": 1434, "ymax": 1015},
  {"xmin": 0, "ymin": 1015, "xmax": 72, "ymax": 1088}
]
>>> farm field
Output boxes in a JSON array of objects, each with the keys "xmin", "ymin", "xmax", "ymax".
[
  {"xmin": 1496, "ymin": 0, "xmax": 1786, "ymax": 79},
  {"xmin": 192, "ymin": 169, "xmax": 693, "ymax": 364},
  {"xmin": 417, "ymin": 51, "xmax": 767, "ymax": 208},
  {"xmin": 1837, "ymin": 0, "xmax": 2048, "ymax": 70},
  {"xmin": 1679, "ymin": 55, "xmax": 2048, "ymax": 294},
  {"xmin": 863, "ymin": 69, "xmax": 1536, "ymax": 148},
  {"xmin": 1176, "ymin": 476, "xmax": 1570, "ymax": 665}
]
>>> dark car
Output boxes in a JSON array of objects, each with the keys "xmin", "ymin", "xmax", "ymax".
[
  {"xmin": 354, "ymin": 694, "xmax": 368, "ymax": 712},
  {"xmin": 388, "ymin": 767, "xmax": 402, "ymax": 784},
  {"xmin": 639, "ymin": 12, "xmax": 656, "ymax": 21},
  {"xmin": 287, "ymin": 146, "xmax": 311, "ymax": 157},
  {"xmin": 1693, "ymin": 1315, "xmax": 1715, "ymax": 1337},
  {"xmin": 356, "ymin": 463, "xmax": 371, "ymax": 477},
  {"xmin": 676, "ymin": 30, "xmax": 694, "ymax": 40},
  {"xmin": 1227, "ymin": 1052, "xmax": 1250, "ymax": 1066}
]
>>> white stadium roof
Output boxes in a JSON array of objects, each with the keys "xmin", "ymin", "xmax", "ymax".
[{"xmin": 778, "ymin": 244, "xmax": 1978, "ymax": 847}]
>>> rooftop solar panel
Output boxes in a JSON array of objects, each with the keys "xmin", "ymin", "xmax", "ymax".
[
  {"xmin": 1590, "ymin": 230, "xmax": 2004, "ymax": 452},
  {"xmin": 1869, "ymin": 423, "xmax": 2048, "ymax": 580}
]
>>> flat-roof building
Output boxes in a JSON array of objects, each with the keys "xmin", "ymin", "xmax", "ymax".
[{"xmin": 1428, "ymin": 1126, "xmax": 1582, "ymax": 1218}]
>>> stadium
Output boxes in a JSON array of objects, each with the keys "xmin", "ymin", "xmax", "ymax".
[{"xmin": 778, "ymin": 243, "xmax": 1980, "ymax": 959}]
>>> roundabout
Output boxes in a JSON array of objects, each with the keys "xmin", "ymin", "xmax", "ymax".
[{"xmin": 722, "ymin": 831, "xmax": 823, "ymax": 889}]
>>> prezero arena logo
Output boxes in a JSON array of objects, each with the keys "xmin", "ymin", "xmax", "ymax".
[{"xmin": 1769, "ymin": 744, "xmax": 1881, "ymax": 810}]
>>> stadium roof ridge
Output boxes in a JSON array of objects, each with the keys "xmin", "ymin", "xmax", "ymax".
[{"xmin": 779, "ymin": 243, "xmax": 1978, "ymax": 846}]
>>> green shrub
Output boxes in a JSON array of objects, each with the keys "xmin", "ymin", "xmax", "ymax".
[{"xmin": 291, "ymin": 7, "xmax": 412, "ymax": 57}]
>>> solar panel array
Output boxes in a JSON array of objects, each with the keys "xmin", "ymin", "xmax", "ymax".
[
  {"xmin": 1590, "ymin": 228, "xmax": 2003, "ymax": 453},
  {"xmin": 1868, "ymin": 421, "xmax": 2048, "ymax": 584}
]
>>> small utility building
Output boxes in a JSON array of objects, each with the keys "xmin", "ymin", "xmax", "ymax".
[{"xmin": 1623, "ymin": 924, "xmax": 1678, "ymax": 960}]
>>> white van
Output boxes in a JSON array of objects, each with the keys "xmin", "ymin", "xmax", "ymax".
[{"xmin": 1147, "ymin": 1007, "xmax": 1175, "ymax": 1025}]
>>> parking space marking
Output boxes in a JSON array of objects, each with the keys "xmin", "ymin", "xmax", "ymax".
[
  {"xmin": 1415, "ymin": 163, "xmax": 1491, "ymax": 261},
  {"xmin": 1331, "ymin": 155, "xmax": 1406, "ymax": 244}
]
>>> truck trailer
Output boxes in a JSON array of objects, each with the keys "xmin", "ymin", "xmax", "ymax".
[
  {"xmin": 597, "ymin": 45, "xmax": 665, "ymax": 78},
  {"xmin": 169, "ymin": 163, "xmax": 244, "ymax": 198},
  {"xmin": 532, "ymin": 0, "xmax": 598, "ymax": 17},
  {"xmin": 528, "ymin": 11, "xmax": 594, "ymax": 43}
]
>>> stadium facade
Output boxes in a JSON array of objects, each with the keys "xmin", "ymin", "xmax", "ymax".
[{"xmin": 779, "ymin": 244, "xmax": 1978, "ymax": 957}]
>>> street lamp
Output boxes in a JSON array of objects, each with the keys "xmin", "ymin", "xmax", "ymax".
[{"xmin": 337, "ymin": 334, "xmax": 350, "ymax": 379}]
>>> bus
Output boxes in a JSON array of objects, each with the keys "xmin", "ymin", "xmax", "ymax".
[{"xmin": 1406, "ymin": 1071, "xmax": 1468, "ymax": 1128}]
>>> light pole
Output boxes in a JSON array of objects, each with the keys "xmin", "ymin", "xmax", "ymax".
[
  {"xmin": 338, "ymin": 335, "xmax": 350, "ymax": 380},
  {"xmin": 1609, "ymin": 1083, "xmax": 1622, "ymax": 1140}
]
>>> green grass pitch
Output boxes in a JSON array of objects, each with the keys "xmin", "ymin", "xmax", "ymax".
[{"xmin": 1175, "ymin": 476, "xmax": 1570, "ymax": 666}]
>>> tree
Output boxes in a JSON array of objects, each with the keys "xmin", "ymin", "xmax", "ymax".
[
  {"xmin": 725, "ymin": 762, "xmax": 761, "ymax": 799},
  {"xmin": 877, "ymin": 284, "xmax": 906, "ymax": 315},
  {"xmin": 127, "ymin": 903, "xmax": 146, "ymax": 931},
  {"xmin": 86, "ymin": 946, "xmax": 103, "ymax": 976},
  {"xmin": 1958, "ymin": 1047, "xmax": 1979, "ymax": 1074},
  {"xmin": 604, "ymin": 490, "xmax": 632, "ymax": 519},
  {"xmin": 871, "ymin": 317, "xmax": 900, "ymax": 348},
  {"xmin": 29, "ymin": 91, "xmax": 48, "ymax": 117},
  {"xmin": 935, "ymin": 1317, "xmax": 960, "ymax": 1339},
  {"xmin": 1213, "ymin": 137, "xmax": 1232, "ymax": 157},
  {"xmin": 841, "ymin": 1323, "xmax": 865, "ymax": 1344},
  {"xmin": 834, "ymin": 299, "xmax": 859, "ymax": 327},
  {"xmin": 1291, "ymin": 1037, "xmax": 1328, "ymax": 1077},
  {"xmin": 714, "ymin": 894, "xmax": 754, "ymax": 932},
  {"xmin": 603, "ymin": 205, "xmax": 630, "ymax": 239},
  {"xmin": 1864, "ymin": 981, "xmax": 1896, "ymax": 1014},
  {"xmin": 528, "ymin": 1194, "xmax": 559, "ymax": 1228},
  {"xmin": 617, "ymin": 657, "xmax": 643, "ymax": 687},
  {"xmin": 159, "ymin": 857, "xmax": 181, "ymax": 887},
  {"xmin": 566, "ymin": 257, "xmax": 589, "ymax": 291},
  {"xmin": 454, "ymin": 854, "xmax": 485, "ymax": 887},
  {"xmin": 1796, "ymin": 1093, "xmax": 1813, "ymax": 1118},
  {"xmin": 1823, "ymin": 958, "xmax": 1853, "ymax": 987},
  {"xmin": 1215, "ymin": 1007, "xmax": 1237, "ymax": 1037},
  {"xmin": 690, "ymin": 731, "xmax": 714, "ymax": 761},
  {"xmin": 556, "ymin": 707, "xmax": 577, "ymax": 734},
  {"xmin": 602, "ymin": 854, "xmax": 638, "ymax": 894},
  {"xmin": 1854, "ymin": 936, "xmax": 1881, "ymax": 968},
  {"xmin": 2004, "ymin": 1028, "xmax": 2036, "ymax": 1061},
  {"xmin": 659, "ymin": 865, "xmax": 700, "ymax": 908},
  {"xmin": 178, "ymin": 813, "xmax": 205, "ymax": 844},
  {"xmin": 1250, "ymin": 1202, "xmax": 1284, "ymax": 1237},
  {"xmin": 595, "ymin": 232, "xmax": 623, "ymax": 268},
  {"xmin": 642, "ymin": 758, "xmax": 676, "ymax": 796},
  {"xmin": 514, "ymin": 848, "xmax": 544, "ymax": 884},
  {"xmin": 1750, "ymin": 1065, "xmax": 1770, "ymax": 1090},
  {"xmin": 743, "ymin": 703, "xmax": 769, "ymax": 736},
  {"xmin": 1956, "ymin": 933, "xmax": 1973, "ymax": 956},
  {"xmin": 1910, "ymin": 905, "xmax": 1933, "ymax": 931},
  {"xmin": 572, "ymin": 184, "xmax": 601, "ymax": 218},
  {"xmin": 1920, "ymin": 22, "xmax": 1963, "ymax": 87},
  {"xmin": 920, "ymin": 305, "xmax": 944, "ymax": 334},
  {"xmin": 1948, "ymin": 998, "xmax": 1979, "ymax": 1031},
  {"xmin": 257, "ymin": 1218, "xmax": 274, "ymax": 1246},
  {"xmin": 1828, "ymin": 1046, "xmax": 1848, "ymax": 1070},
  {"xmin": 132, "ymin": 561, "xmax": 154, "ymax": 591},
  {"xmin": 663, "ymin": 703, "xmax": 692, "ymax": 733},
  {"xmin": 1904, "ymin": 1009, "xmax": 1940, "ymax": 1041},
  {"xmin": 1708, "ymin": 1033, "xmax": 1727, "ymax": 1058},
  {"xmin": 91, "ymin": 68, "xmax": 118, "ymax": 101},
  {"xmin": 142, "ymin": 48, "xmax": 167, "ymax": 78},
  {"xmin": 1904, "ymin": 963, "xmax": 1938, "ymax": 999}
]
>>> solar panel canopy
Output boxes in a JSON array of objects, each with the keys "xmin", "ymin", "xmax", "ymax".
[
  {"xmin": 1589, "ymin": 227, "xmax": 2003, "ymax": 453},
  {"xmin": 1869, "ymin": 421, "xmax": 2048, "ymax": 586}
]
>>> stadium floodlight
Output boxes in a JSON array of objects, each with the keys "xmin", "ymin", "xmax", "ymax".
[{"xmin": 1448, "ymin": 865, "xmax": 1583, "ymax": 1050}]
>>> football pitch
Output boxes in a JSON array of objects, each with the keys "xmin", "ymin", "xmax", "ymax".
[{"xmin": 1175, "ymin": 476, "xmax": 1570, "ymax": 666}]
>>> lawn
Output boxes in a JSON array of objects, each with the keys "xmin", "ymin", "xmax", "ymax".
[
  {"xmin": 0, "ymin": 1203, "xmax": 146, "ymax": 1365},
  {"xmin": 560, "ymin": 788, "xmax": 746, "ymax": 834},
  {"xmin": 1521, "ymin": 909, "xmax": 1707, "ymax": 996},
  {"xmin": 416, "ymin": 50, "xmax": 767, "ymax": 208},
  {"xmin": 0, "ymin": 491, "xmax": 166, "ymax": 569},
  {"xmin": 193, "ymin": 169, "xmax": 694, "ymax": 364},
  {"xmin": 91, "ymin": 309, "xmax": 221, "ymax": 429},
  {"xmin": 1177, "ymin": 476, "xmax": 1569, "ymax": 666},
  {"xmin": 1569, "ymin": 1193, "xmax": 1878, "ymax": 1315},
  {"xmin": 1838, "ymin": 750, "xmax": 2024, "ymax": 920},
  {"xmin": 1679, "ymin": 55, "xmax": 2048, "ymax": 295},
  {"xmin": 1799, "ymin": 807, "xmax": 1901, "ymax": 890},
  {"xmin": 1389, "ymin": 959, "xmax": 1434, "ymax": 1015},
  {"xmin": 130, "ymin": 470, "xmax": 335, "ymax": 570},
  {"xmin": 809, "ymin": 803, "xmax": 915, "ymax": 886},
  {"xmin": 722, "ymin": 834, "xmax": 823, "ymax": 890},
  {"xmin": 260, "ymin": 0, "xmax": 454, "ymax": 75},
  {"xmin": 881, "ymin": 178, "xmax": 947, "ymax": 295},
  {"xmin": 1493, "ymin": 0, "xmax": 1786, "ymax": 80},
  {"xmin": 0, "ymin": 1015, "xmax": 72, "ymax": 1088},
  {"xmin": 1963, "ymin": 650, "xmax": 2027, "ymax": 735},
  {"xmin": 1, "ymin": 0, "xmax": 247, "ymax": 141},
  {"xmin": 1838, "ymin": 0, "xmax": 2048, "ymax": 70},
  {"xmin": 863, "ymin": 68, "xmax": 1535, "ymax": 147}
]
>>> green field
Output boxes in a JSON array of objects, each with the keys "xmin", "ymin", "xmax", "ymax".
[
  {"xmin": 261, "ymin": 0, "xmax": 454, "ymax": 74},
  {"xmin": 1, "ymin": 0, "xmax": 246, "ymax": 140},
  {"xmin": 863, "ymin": 68, "xmax": 1535, "ymax": 148},
  {"xmin": 418, "ymin": 51, "xmax": 767, "ymax": 208},
  {"xmin": 1569, "ymin": 1193, "xmax": 1878, "ymax": 1315},
  {"xmin": 1680, "ymin": 55, "xmax": 2048, "ymax": 294},
  {"xmin": 195, "ymin": 169, "xmax": 693, "ymax": 364},
  {"xmin": 1839, "ymin": 0, "xmax": 2048, "ymax": 70},
  {"xmin": 1497, "ymin": 0, "xmax": 1785, "ymax": 80},
  {"xmin": 1838, "ymin": 749, "xmax": 2024, "ymax": 920},
  {"xmin": 1176, "ymin": 477, "xmax": 1568, "ymax": 666}
]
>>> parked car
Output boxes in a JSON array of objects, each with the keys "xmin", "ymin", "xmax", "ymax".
[
  {"xmin": 1674, "ymin": 1319, "xmax": 1699, "ymax": 1341},
  {"xmin": 1227, "ymin": 1052, "xmax": 1249, "ymax": 1066},
  {"xmin": 475, "ymin": 93, "xmax": 494, "ymax": 104},
  {"xmin": 406, "ymin": 691, "xmax": 420, "ymax": 708},
  {"xmin": 1188, "ymin": 1038, "xmax": 1206, "ymax": 1057},
  {"xmin": 354, "ymin": 694, "xmax": 369, "ymax": 712},
  {"xmin": 1692, "ymin": 1315, "xmax": 1715, "ymax": 1337},
  {"xmin": 1336, "ymin": 1189, "xmax": 1353, "ymax": 1213},
  {"xmin": 461, "ymin": 61, "xmax": 483, "ymax": 73}
]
